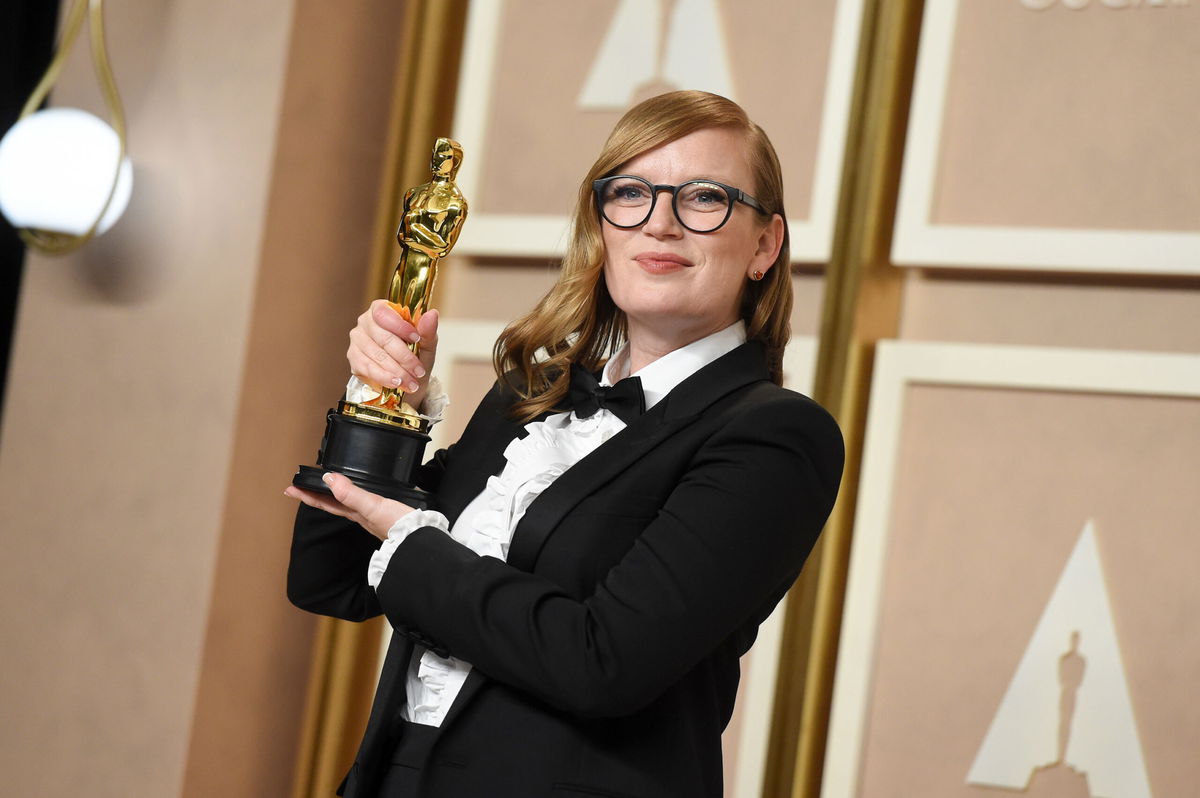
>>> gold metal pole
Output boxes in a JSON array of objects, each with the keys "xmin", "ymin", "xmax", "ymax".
[
  {"xmin": 366, "ymin": 0, "xmax": 471, "ymax": 299},
  {"xmin": 288, "ymin": 3, "xmax": 468, "ymax": 797},
  {"xmin": 764, "ymin": 2, "xmax": 927, "ymax": 796},
  {"xmin": 290, "ymin": 618, "xmax": 387, "ymax": 798}
]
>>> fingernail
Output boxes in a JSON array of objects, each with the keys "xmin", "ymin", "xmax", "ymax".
[
  {"xmin": 391, "ymin": 376, "xmax": 403, "ymax": 387},
  {"xmin": 414, "ymin": 366, "xmax": 426, "ymax": 378},
  {"xmin": 322, "ymin": 473, "xmax": 334, "ymax": 484},
  {"xmin": 408, "ymin": 382, "xmax": 420, "ymax": 393},
  {"xmin": 408, "ymin": 333, "xmax": 421, "ymax": 343}
]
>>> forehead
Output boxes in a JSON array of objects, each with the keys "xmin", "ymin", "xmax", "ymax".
[{"xmin": 617, "ymin": 127, "xmax": 753, "ymax": 187}]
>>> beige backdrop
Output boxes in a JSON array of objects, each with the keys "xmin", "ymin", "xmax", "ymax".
[
  {"xmin": 0, "ymin": 2, "xmax": 295, "ymax": 795},
  {"xmin": 855, "ymin": 385, "xmax": 1200, "ymax": 797},
  {"xmin": 933, "ymin": 1, "xmax": 1200, "ymax": 232},
  {"xmin": 0, "ymin": 2, "xmax": 406, "ymax": 796}
]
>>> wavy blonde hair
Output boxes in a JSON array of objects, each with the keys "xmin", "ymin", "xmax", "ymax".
[{"xmin": 494, "ymin": 91, "xmax": 792, "ymax": 421}]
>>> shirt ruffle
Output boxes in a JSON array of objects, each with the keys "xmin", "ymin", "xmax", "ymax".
[
  {"xmin": 452, "ymin": 410, "xmax": 624, "ymax": 560},
  {"xmin": 405, "ymin": 646, "xmax": 470, "ymax": 725}
]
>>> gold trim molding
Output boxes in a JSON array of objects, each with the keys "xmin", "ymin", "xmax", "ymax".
[{"xmin": 765, "ymin": 1, "xmax": 926, "ymax": 796}]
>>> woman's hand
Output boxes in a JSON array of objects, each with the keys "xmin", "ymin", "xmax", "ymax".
[
  {"xmin": 347, "ymin": 301, "xmax": 440, "ymax": 411},
  {"xmin": 285, "ymin": 472, "xmax": 414, "ymax": 541}
]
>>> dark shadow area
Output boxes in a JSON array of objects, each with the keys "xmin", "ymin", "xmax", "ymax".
[{"xmin": 1, "ymin": 1, "xmax": 60, "ymax": 423}]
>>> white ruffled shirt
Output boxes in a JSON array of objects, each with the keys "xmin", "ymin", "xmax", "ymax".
[{"xmin": 368, "ymin": 321, "xmax": 747, "ymax": 726}]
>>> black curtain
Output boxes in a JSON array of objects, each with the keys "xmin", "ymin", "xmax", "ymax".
[{"xmin": 1, "ymin": 1, "xmax": 60, "ymax": 421}]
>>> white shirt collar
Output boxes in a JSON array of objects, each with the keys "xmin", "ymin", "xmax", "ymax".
[{"xmin": 601, "ymin": 321, "xmax": 747, "ymax": 411}]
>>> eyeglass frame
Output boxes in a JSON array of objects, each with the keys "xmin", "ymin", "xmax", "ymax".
[{"xmin": 591, "ymin": 175, "xmax": 768, "ymax": 234}]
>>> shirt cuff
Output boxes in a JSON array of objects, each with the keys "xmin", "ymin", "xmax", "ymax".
[
  {"xmin": 367, "ymin": 509, "xmax": 451, "ymax": 588},
  {"xmin": 345, "ymin": 374, "xmax": 379, "ymax": 404},
  {"xmin": 419, "ymin": 376, "xmax": 449, "ymax": 424},
  {"xmin": 344, "ymin": 374, "xmax": 449, "ymax": 425}
]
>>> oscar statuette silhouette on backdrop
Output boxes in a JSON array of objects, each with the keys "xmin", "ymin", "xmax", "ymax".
[{"xmin": 292, "ymin": 137, "xmax": 467, "ymax": 508}]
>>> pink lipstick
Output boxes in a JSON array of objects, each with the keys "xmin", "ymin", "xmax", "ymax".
[{"xmin": 634, "ymin": 252, "xmax": 692, "ymax": 274}]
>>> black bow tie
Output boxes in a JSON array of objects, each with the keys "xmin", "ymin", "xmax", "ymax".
[{"xmin": 568, "ymin": 363, "xmax": 645, "ymax": 425}]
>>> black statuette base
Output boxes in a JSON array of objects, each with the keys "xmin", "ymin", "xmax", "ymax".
[{"xmin": 292, "ymin": 409, "xmax": 431, "ymax": 509}]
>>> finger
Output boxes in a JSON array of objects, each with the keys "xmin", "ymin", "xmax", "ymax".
[
  {"xmin": 383, "ymin": 333, "xmax": 427, "ymax": 392},
  {"xmin": 322, "ymin": 472, "xmax": 415, "ymax": 540},
  {"xmin": 414, "ymin": 309, "xmax": 439, "ymax": 375},
  {"xmin": 371, "ymin": 299, "xmax": 420, "ymax": 343},
  {"xmin": 284, "ymin": 485, "xmax": 354, "ymax": 520},
  {"xmin": 357, "ymin": 304, "xmax": 408, "ymax": 350},
  {"xmin": 348, "ymin": 326, "xmax": 412, "ymax": 388},
  {"xmin": 356, "ymin": 303, "xmax": 416, "ymax": 360},
  {"xmin": 322, "ymin": 471, "xmax": 381, "ymax": 521},
  {"xmin": 349, "ymin": 306, "xmax": 402, "ymax": 376},
  {"xmin": 350, "ymin": 311, "xmax": 431, "ymax": 394}
]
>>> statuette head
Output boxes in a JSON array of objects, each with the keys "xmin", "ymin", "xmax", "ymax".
[{"xmin": 431, "ymin": 137, "xmax": 464, "ymax": 179}]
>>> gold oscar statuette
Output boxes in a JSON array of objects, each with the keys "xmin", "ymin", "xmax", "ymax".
[{"xmin": 292, "ymin": 138, "xmax": 468, "ymax": 508}]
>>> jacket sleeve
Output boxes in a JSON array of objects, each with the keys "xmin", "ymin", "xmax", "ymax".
[
  {"xmin": 374, "ymin": 394, "xmax": 844, "ymax": 717},
  {"xmin": 287, "ymin": 503, "xmax": 384, "ymax": 622},
  {"xmin": 286, "ymin": 440, "xmax": 455, "ymax": 622},
  {"xmin": 411, "ymin": 445, "xmax": 453, "ymax": 494}
]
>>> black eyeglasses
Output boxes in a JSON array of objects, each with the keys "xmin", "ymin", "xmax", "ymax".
[{"xmin": 592, "ymin": 175, "xmax": 767, "ymax": 233}]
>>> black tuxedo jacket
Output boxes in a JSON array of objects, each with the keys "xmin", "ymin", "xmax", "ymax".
[{"xmin": 288, "ymin": 341, "xmax": 844, "ymax": 798}]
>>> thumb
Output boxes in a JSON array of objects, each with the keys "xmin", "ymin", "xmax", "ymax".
[
  {"xmin": 322, "ymin": 472, "xmax": 374, "ymax": 516},
  {"xmin": 416, "ymin": 308, "xmax": 439, "ymax": 372}
]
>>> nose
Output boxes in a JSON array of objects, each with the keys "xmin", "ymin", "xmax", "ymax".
[{"xmin": 641, "ymin": 190, "xmax": 683, "ymax": 239}]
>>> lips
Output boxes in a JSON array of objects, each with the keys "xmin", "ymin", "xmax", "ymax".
[{"xmin": 634, "ymin": 252, "xmax": 693, "ymax": 273}]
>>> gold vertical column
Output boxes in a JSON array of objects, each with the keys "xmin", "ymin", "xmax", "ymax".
[
  {"xmin": 289, "ymin": 3, "xmax": 468, "ymax": 797},
  {"xmin": 366, "ymin": 0, "xmax": 470, "ymax": 298},
  {"xmin": 763, "ymin": 1, "xmax": 926, "ymax": 796}
]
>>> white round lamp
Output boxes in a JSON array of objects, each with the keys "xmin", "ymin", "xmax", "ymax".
[
  {"xmin": 2, "ymin": 0, "xmax": 130, "ymax": 255},
  {"xmin": 0, "ymin": 108, "xmax": 133, "ymax": 237}
]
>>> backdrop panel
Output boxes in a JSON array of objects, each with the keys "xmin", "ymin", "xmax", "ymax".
[
  {"xmin": 893, "ymin": 0, "xmax": 1200, "ymax": 274},
  {"xmin": 823, "ymin": 341, "xmax": 1200, "ymax": 798}
]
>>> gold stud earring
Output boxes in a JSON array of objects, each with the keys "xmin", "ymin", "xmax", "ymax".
[{"xmin": 751, "ymin": 270, "xmax": 764, "ymax": 281}]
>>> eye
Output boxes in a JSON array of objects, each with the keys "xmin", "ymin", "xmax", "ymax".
[
  {"xmin": 605, "ymin": 178, "xmax": 651, "ymax": 205},
  {"xmin": 679, "ymin": 182, "xmax": 729, "ymax": 212}
]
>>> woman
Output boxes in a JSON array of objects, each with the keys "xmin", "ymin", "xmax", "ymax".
[{"xmin": 286, "ymin": 91, "xmax": 844, "ymax": 798}]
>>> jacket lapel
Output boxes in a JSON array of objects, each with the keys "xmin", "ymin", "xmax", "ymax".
[{"xmin": 506, "ymin": 341, "xmax": 769, "ymax": 573}]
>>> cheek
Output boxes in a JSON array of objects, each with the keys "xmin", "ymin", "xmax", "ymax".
[
  {"xmin": 705, "ymin": 248, "xmax": 750, "ymax": 292},
  {"xmin": 701, "ymin": 257, "xmax": 750, "ymax": 315}
]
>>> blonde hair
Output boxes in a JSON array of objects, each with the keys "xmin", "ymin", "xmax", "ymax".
[{"xmin": 494, "ymin": 91, "xmax": 792, "ymax": 421}]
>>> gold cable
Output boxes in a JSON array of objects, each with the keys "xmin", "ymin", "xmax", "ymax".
[
  {"xmin": 16, "ymin": 0, "xmax": 129, "ymax": 256},
  {"xmin": 17, "ymin": 0, "xmax": 87, "ymax": 118}
]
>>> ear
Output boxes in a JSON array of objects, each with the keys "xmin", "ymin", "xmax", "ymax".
[{"xmin": 747, "ymin": 213, "xmax": 785, "ymax": 278}]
